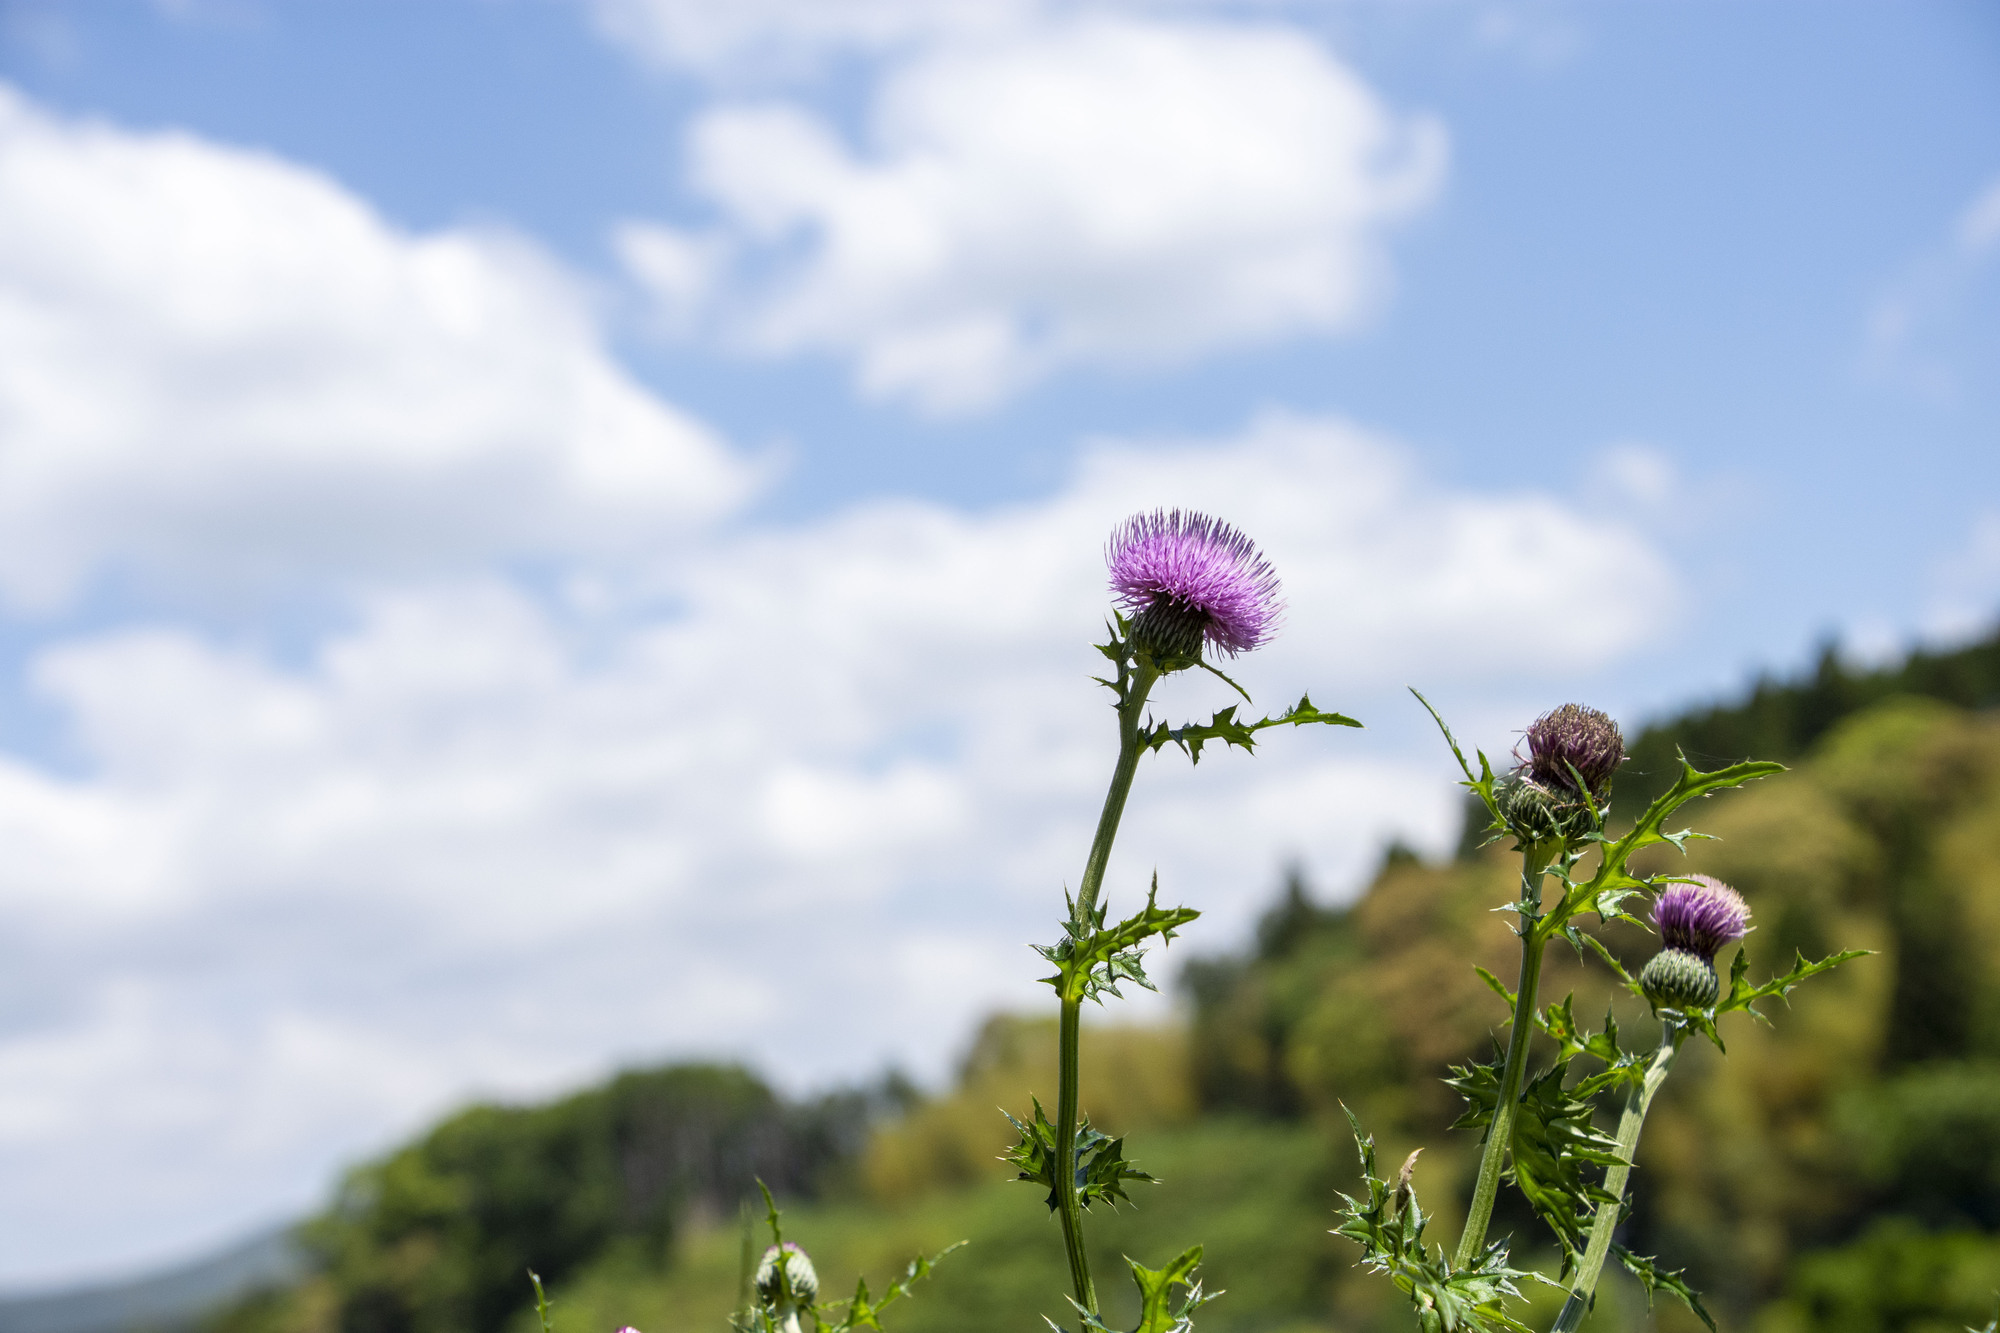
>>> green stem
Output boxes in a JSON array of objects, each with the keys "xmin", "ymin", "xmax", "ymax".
[
  {"xmin": 1452, "ymin": 846, "xmax": 1554, "ymax": 1269},
  {"xmin": 1549, "ymin": 1029, "xmax": 1681, "ymax": 1333},
  {"xmin": 1055, "ymin": 658, "xmax": 1159, "ymax": 1318},
  {"xmin": 1055, "ymin": 993, "xmax": 1094, "ymax": 1314},
  {"xmin": 1076, "ymin": 662, "xmax": 1159, "ymax": 921}
]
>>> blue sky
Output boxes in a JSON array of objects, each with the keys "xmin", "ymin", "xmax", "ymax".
[{"xmin": 0, "ymin": 0, "xmax": 1993, "ymax": 1290}]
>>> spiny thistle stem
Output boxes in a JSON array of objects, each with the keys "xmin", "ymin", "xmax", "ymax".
[
  {"xmin": 1055, "ymin": 657, "xmax": 1159, "ymax": 1316},
  {"xmin": 1453, "ymin": 846, "xmax": 1555, "ymax": 1269},
  {"xmin": 1550, "ymin": 1030, "xmax": 1682, "ymax": 1333}
]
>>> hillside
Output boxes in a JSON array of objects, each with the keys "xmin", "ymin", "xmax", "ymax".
[{"xmin": 118, "ymin": 624, "xmax": 2000, "ymax": 1333}]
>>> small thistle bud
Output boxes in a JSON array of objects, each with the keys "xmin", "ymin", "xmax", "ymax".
[
  {"xmin": 1642, "ymin": 947, "xmax": 1720, "ymax": 1010},
  {"xmin": 1518, "ymin": 704, "xmax": 1625, "ymax": 801},
  {"xmin": 754, "ymin": 1242, "xmax": 818, "ymax": 1309},
  {"xmin": 1107, "ymin": 510, "xmax": 1283, "ymax": 671}
]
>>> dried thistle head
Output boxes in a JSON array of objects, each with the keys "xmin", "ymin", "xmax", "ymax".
[{"xmin": 1517, "ymin": 703, "xmax": 1625, "ymax": 800}]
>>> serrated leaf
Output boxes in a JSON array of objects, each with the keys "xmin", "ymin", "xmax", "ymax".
[
  {"xmin": 1682, "ymin": 945, "xmax": 1871, "ymax": 1052},
  {"xmin": 1612, "ymin": 1245, "xmax": 1714, "ymax": 1332},
  {"xmin": 1548, "ymin": 755, "xmax": 1784, "ymax": 939},
  {"xmin": 1537, "ymin": 995, "xmax": 1622, "ymax": 1069},
  {"xmin": 1505, "ymin": 1063, "xmax": 1625, "ymax": 1260},
  {"xmin": 1715, "ymin": 945, "xmax": 1872, "ymax": 1020},
  {"xmin": 1001, "ymin": 1097, "xmax": 1156, "ymax": 1214},
  {"xmin": 1143, "ymin": 694, "xmax": 1360, "ymax": 765},
  {"xmin": 1036, "ymin": 875, "xmax": 1201, "ymax": 1005},
  {"xmin": 821, "ymin": 1241, "xmax": 967, "ymax": 1332},
  {"xmin": 1067, "ymin": 1245, "xmax": 1220, "ymax": 1333}
]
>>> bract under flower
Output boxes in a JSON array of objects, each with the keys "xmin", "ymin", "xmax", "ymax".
[{"xmin": 1106, "ymin": 509, "xmax": 1283, "ymax": 659}]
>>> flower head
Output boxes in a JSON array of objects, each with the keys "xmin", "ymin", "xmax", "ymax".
[
  {"xmin": 1517, "ymin": 704, "xmax": 1625, "ymax": 799},
  {"xmin": 755, "ymin": 1242, "xmax": 819, "ymax": 1308},
  {"xmin": 1653, "ymin": 875, "xmax": 1751, "ymax": 962},
  {"xmin": 1107, "ymin": 509, "xmax": 1283, "ymax": 665}
]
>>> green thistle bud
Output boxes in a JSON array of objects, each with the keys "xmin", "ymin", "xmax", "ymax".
[
  {"xmin": 754, "ymin": 1242, "xmax": 818, "ymax": 1312},
  {"xmin": 1641, "ymin": 946, "xmax": 1720, "ymax": 1012},
  {"xmin": 1496, "ymin": 773, "xmax": 1596, "ymax": 849}
]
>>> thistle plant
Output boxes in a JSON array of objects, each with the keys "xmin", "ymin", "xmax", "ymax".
[
  {"xmin": 1334, "ymin": 694, "xmax": 1868, "ymax": 1333},
  {"xmin": 727, "ymin": 1185, "xmax": 961, "ymax": 1333},
  {"xmin": 1007, "ymin": 510, "xmax": 1359, "ymax": 1332}
]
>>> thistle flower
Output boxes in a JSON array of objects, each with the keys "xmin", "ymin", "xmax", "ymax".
[
  {"xmin": 1518, "ymin": 704, "xmax": 1625, "ymax": 800},
  {"xmin": 754, "ymin": 1242, "xmax": 819, "ymax": 1309},
  {"xmin": 1654, "ymin": 875, "xmax": 1751, "ymax": 961},
  {"xmin": 1107, "ymin": 509, "xmax": 1282, "ymax": 668},
  {"xmin": 1642, "ymin": 875, "xmax": 1752, "ymax": 1012}
]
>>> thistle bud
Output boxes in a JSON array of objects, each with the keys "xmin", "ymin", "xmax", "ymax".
[
  {"xmin": 1641, "ymin": 947, "xmax": 1721, "ymax": 1011},
  {"xmin": 1496, "ymin": 773, "xmax": 1596, "ymax": 848},
  {"xmin": 754, "ymin": 1242, "xmax": 818, "ymax": 1310},
  {"xmin": 1641, "ymin": 876, "xmax": 1751, "ymax": 1014}
]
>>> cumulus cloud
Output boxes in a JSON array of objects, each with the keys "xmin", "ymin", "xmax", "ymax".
[
  {"xmin": 620, "ymin": 15, "xmax": 1445, "ymax": 411},
  {"xmin": 0, "ymin": 86, "xmax": 755, "ymax": 611},
  {"xmin": 0, "ymin": 408, "xmax": 1673, "ymax": 1281}
]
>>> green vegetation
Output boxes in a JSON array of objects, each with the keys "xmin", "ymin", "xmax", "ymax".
[{"xmin": 214, "ymin": 627, "xmax": 2000, "ymax": 1333}]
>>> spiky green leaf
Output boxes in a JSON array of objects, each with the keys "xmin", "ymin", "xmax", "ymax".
[{"xmin": 1612, "ymin": 1245, "xmax": 1714, "ymax": 1332}]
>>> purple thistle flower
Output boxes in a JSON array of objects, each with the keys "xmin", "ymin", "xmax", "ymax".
[
  {"xmin": 1107, "ymin": 509, "xmax": 1283, "ymax": 662},
  {"xmin": 1516, "ymin": 703, "xmax": 1626, "ymax": 799},
  {"xmin": 1653, "ymin": 875, "xmax": 1751, "ymax": 962}
]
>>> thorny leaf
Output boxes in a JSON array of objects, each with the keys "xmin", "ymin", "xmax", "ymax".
[
  {"xmin": 1002, "ymin": 1097, "xmax": 1157, "ymax": 1214},
  {"xmin": 1057, "ymin": 1246, "xmax": 1220, "ymax": 1333},
  {"xmin": 1141, "ymin": 694, "xmax": 1360, "ymax": 765},
  {"xmin": 822, "ymin": 1243, "xmax": 966, "ymax": 1332},
  {"xmin": 1334, "ymin": 1108, "xmax": 1538, "ymax": 1333},
  {"xmin": 1553, "ymin": 755, "xmax": 1785, "ymax": 932},
  {"xmin": 1036, "ymin": 874, "xmax": 1200, "ymax": 1005},
  {"xmin": 1447, "ymin": 1058, "xmax": 1623, "ymax": 1263},
  {"xmin": 1612, "ymin": 1245, "xmax": 1714, "ymax": 1333},
  {"xmin": 1682, "ymin": 945, "xmax": 1872, "ymax": 1052}
]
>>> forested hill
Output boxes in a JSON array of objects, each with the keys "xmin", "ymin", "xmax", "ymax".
[{"xmin": 1618, "ymin": 623, "xmax": 2000, "ymax": 814}]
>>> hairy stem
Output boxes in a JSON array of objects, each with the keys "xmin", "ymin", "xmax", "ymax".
[
  {"xmin": 1453, "ymin": 846, "xmax": 1555, "ymax": 1268},
  {"xmin": 1549, "ymin": 1030, "xmax": 1681, "ymax": 1333},
  {"xmin": 1055, "ymin": 658, "xmax": 1159, "ymax": 1317}
]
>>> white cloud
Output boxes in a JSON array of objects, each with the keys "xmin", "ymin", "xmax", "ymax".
[
  {"xmin": 623, "ymin": 15, "xmax": 1445, "ymax": 411},
  {"xmin": 1923, "ymin": 507, "xmax": 2000, "ymax": 641},
  {"xmin": 0, "ymin": 409, "xmax": 1674, "ymax": 1282},
  {"xmin": 591, "ymin": 0, "xmax": 1240, "ymax": 74},
  {"xmin": 1864, "ymin": 173, "xmax": 2000, "ymax": 402},
  {"xmin": 0, "ymin": 85, "xmax": 755, "ymax": 611}
]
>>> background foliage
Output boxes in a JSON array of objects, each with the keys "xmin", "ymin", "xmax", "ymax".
[{"xmin": 213, "ymin": 627, "xmax": 2000, "ymax": 1333}]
